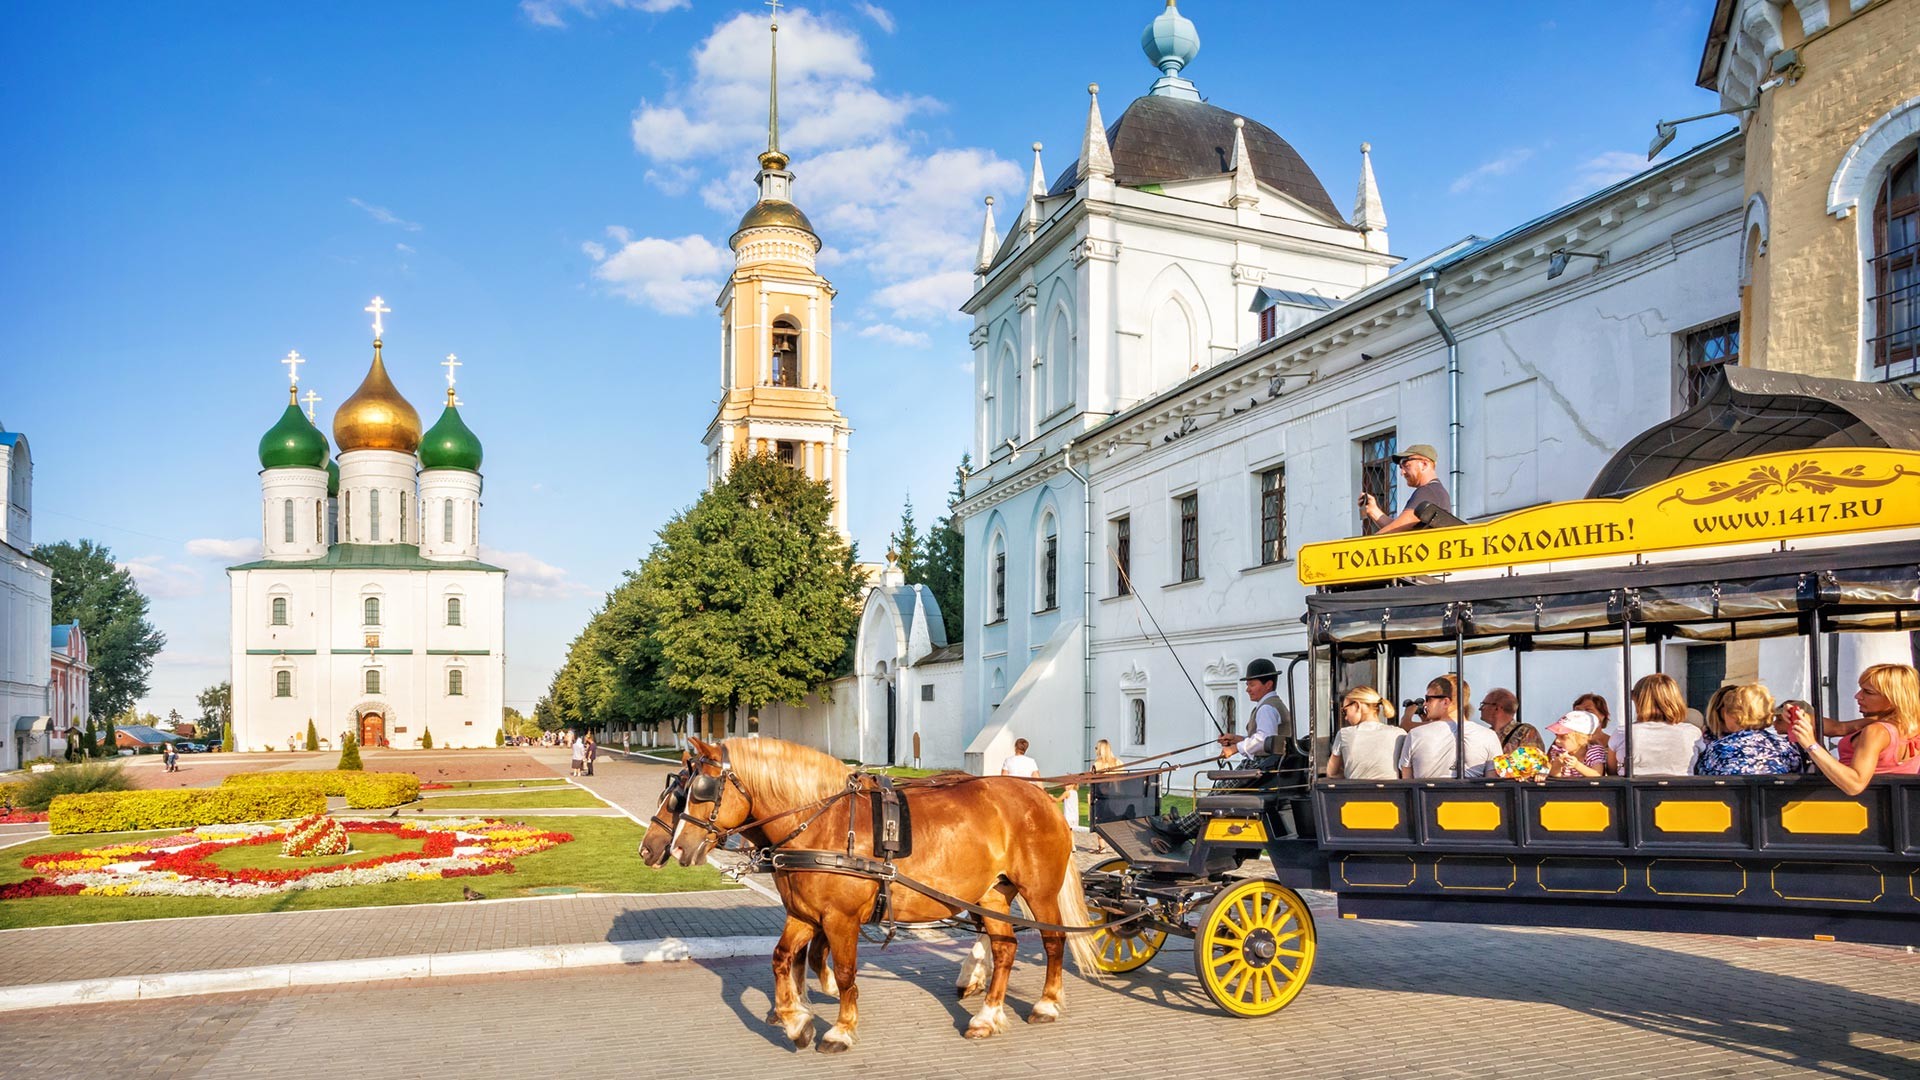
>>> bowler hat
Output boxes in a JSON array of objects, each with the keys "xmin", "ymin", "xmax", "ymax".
[
  {"xmin": 1392, "ymin": 443, "xmax": 1439, "ymax": 464},
  {"xmin": 1244, "ymin": 657, "xmax": 1279, "ymax": 682}
]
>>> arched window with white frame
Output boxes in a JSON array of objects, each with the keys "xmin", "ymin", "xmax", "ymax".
[
  {"xmin": 1871, "ymin": 145, "xmax": 1918, "ymax": 372},
  {"xmin": 1045, "ymin": 305, "xmax": 1072, "ymax": 420},
  {"xmin": 275, "ymin": 670, "xmax": 293, "ymax": 698},
  {"xmin": 771, "ymin": 316, "xmax": 802, "ymax": 387},
  {"xmin": 447, "ymin": 668, "xmax": 464, "ymax": 696},
  {"xmin": 1036, "ymin": 512, "xmax": 1058, "ymax": 612},
  {"xmin": 363, "ymin": 596, "xmax": 381, "ymax": 626},
  {"xmin": 446, "ymin": 595, "xmax": 462, "ymax": 627},
  {"xmin": 271, "ymin": 596, "xmax": 288, "ymax": 626},
  {"xmin": 365, "ymin": 668, "xmax": 382, "ymax": 695}
]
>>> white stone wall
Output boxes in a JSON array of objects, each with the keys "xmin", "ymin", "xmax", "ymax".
[
  {"xmin": 335, "ymin": 450, "xmax": 418, "ymax": 546},
  {"xmin": 259, "ymin": 467, "xmax": 329, "ymax": 561},
  {"xmin": 0, "ymin": 437, "xmax": 50, "ymax": 771},
  {"xmin": 230, "ymin": 566, "xmax": 505, "ymax": 751},
  {"xmin": 417, "ymin": 469, "xmax": 482, "ymax": 562}
]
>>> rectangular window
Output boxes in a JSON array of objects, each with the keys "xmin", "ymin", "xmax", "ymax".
[
  {"xmin": 1129, "ymin": 698, "xmax": 1147, "ymax": 747},
  {"xmin": 283, "ymin": 500, "xmax": 295, "ymax": 544},
  {"xmin": 365, "ymin": 669, "xmax": 381, "ymax": 695},
  {"xmin": 443, "ymin": 500, "xmax": 454, "ymax": 544},
  {"xmin": 1113, "ymin": 516, "xmax": 1131, "ymax": 596},
  {"xmin": 1259, "ymin": 466, "xmax": 1286, "ymax": 565},
  {"xmin": 1042, "ymin": 534, "xmax": 1058, "ymax": 610},
  {"xmin": 448, "ymin": 669, "xmax": 464, "ymax": 696},
  {"xmin": 1258, "ymin": 306, "xmax": 1277, "ymax": 342},
  {"xmin": 275, "ymin": 671, "xmax": 292, "ymax": 698},
  {"xmin": 364, "ymin": 597, "xmax": 381, "ymax": 626},
  {"xmin": 343, "ymin": 491, "xmax": 351, "ymax": 539},
  {"xmin": 1682, "ymin": 318, "xmax": 1741, "ymax": 407},
  {"xmin": 271, "ymin": 597, "xmax": 288, "ymax": 626},
  {"xmin": 1178, "ymin": 493, "xmax": 1199, "ymax": 582},
  {"xmin": 1870, "ymin": 148, "xmax": 1918, "ymax": 372},
  {"xmin": 400, "ymin": 498, "xmax": 407, "ymax": 544},
  {"xmin": 369, "ymin": 489, "xmax": 381, "ymax": 542},
  {"xmin": 315, "ymin": 502, "xmax": 324, "ymax": 545},
  {"xmin": 1359, "ymin": 431, "xmax": 1397, "ymax": 535},
  {"xmin": 921, "ymin": 684, "xmax": 934, "ymax": 702},
  {"xmin": 993, "ymin": 551, "xmax": 1007, "ymax": 622},
  {"xmin": 446, "ymin": 597, "xmax": 462, "ymax": 626}
]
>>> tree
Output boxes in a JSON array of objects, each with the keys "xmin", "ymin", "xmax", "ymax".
[
  {"xmin": 641, "ymin": 453, "xmax": 861, "ymax": 734},
  {"xmin": 81, "ymin": 721, "xmax": 98, "ymax": 758},
  {"xmin": 889, "ymin": 495, "xmax": 923, "ymax": 578},
  {"xmin": 337, "ymin": 733, "xmax": 362, "ymax": 770},
  {"xmin": 34, "ymin": 540, "xmax": 166, "ymax": 723},
  {"xmin": 167, "ymin": 708, "xmax": 183, "ymax": 733},
  {"xmin": 912, "ymin": 453, "xmax": 969, "ymax": 642},
  {"xmin": 305, "ymin": 719, "xmax": 319, "ymax": 751},
  {"xmin": 197, "ymin": 682, "xmax": 231, "ymax": 747},
  {"xmin": 420, "ymin": 726, "xmax": 434, "ymax": 750}
]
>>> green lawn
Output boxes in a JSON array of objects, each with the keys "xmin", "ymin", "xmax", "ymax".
[
  {"xmin": 0, "ymin": 815, "xmax": 727, "ymax": 929},
  {"xmin": 204, "ymin": 832, "xmax": 417, "ymax": 871},
  {"xmin": 421, "ymin": 779, "xmax": 568, "ymax": 791},
  {"xmin": 415, "ymin": 789, "xmax": 607, "ymax": 809}
]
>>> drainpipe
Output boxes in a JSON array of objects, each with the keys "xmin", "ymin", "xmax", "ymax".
[
  {"xmin": 1060, "ymin": 440, "xmax": 1095, "ymax": 768},
  {"xmin": 1421, "ymin": 271, "xmax": 1463, "ymax": 506}
]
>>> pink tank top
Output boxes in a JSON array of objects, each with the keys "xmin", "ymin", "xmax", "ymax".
[{"xmin": 1837, "ymin": 722, "xmax": 1920, "ymax": 775}]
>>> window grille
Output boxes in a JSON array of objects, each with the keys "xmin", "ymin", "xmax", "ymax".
[
  {"xmin": 1130, "ymin": 698, "xmax": 1147, "ymax": 746},
  {"xmin": 1113, "ymin": 516, "xmax": 1131, "ymax": 595},
  {"xmin": 365, "ymin": 669, "xmax": 381, "ymax": 694},
  {"xmin": 448, "ymin": 669, "xmax": 464, "ymax": 696},
  {"xmin": 1178, "ymin": 494, "xmax": 1199, "ymax": 582},
  {"xmin": 447, "ymin": 597, "xmax": 462, "ymax": 626},
  {"xmin": 364, "ymin": 597, "xmax": 381, "ymax": 626},
  {"xmin": 993, "ymin": 551, "xmax": 1007, "ymax": 622},
  {"xmin": 1870, "ymin": 146, "xmax": 1918, "ymax": 375},
  {"xmin": 1682, "ymin": 318, "xmax": 1741, "ymax": 406},
  {"xmin": 1360, "ymin": 432, "xmax": 1397, "ymax": 535},
  {"xmin": 271, "ymin": 597, "xmax": 288, "ymax": 626},
  {"xmin": 1042, "ymin": 533, "xmax": 1058, "ymax": 610},
  {"xmin": 275, "ymin": 671, "xmax": 292, "ymax": 697},
  {"xmin": 1259, "ymin": 467, "xmax": 1286, "ymax": 564}
]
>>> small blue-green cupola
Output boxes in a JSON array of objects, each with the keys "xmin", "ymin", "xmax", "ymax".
[
  {"xmin": 258, "ymin": 387, "xmax": 329, "ymax": 470},
  {"xmin": 419, "ymin": 388, "xmax": 483, "ymax": 472},
  {"xmin": 1142, "ymin": 1, "xmax": 1201, "ymax": 101}
]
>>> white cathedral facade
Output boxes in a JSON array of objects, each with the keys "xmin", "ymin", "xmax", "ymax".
[{"xmin": 227, "ymin": 306, "xmax": 507, "ymax": 751}]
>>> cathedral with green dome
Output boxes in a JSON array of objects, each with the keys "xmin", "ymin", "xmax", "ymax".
[{"xmin": 227, "ymin": 301, "xmax": 507, "ymax": 752}]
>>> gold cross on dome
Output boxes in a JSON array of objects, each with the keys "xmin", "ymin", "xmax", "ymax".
[
  {"xmin": 365, "ymin": 296, "xmax": 391, "ymax": 340},
  {"xmin": 442, "ymin": 352, "xmax": 462, "ymax": 388},
  {"xmin": 281, "ymin": 349, "xmax": 305, "ymax": 386},
  {"xmin": 301, "ymin": 389, "xmax": 322, "ymax": 421}
]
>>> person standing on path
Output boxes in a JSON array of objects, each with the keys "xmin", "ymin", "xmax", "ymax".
[
  {"xmin": 583, "ymin": 733, "xmax": 597, "ymax": 777},
  {"xmin": 570, "ymin": 733, "xmax": 586, "ymax": 777}
]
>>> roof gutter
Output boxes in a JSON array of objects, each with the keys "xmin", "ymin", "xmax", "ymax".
[
  {"xmin": 1421, "ymin": 270, "xmax": 1463, "ymax": 506},
  {"xmin": 1060, "ymin": 440, "xmax": 1095, "ymax": 768}
]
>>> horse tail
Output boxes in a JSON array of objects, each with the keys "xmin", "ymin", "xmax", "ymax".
[{"xmin": 1055, "ymin": 859, "xmax": 1103, "ymax": 981}]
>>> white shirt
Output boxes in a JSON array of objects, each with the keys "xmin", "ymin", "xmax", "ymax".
[
  {"xmin": 1398, "ymin": 719, "xmax": 1503, "ymax": 778},
  {"xmin": 1233, "ymin": 693, "xmax": 1289, "ymax": 757},
  {"xmin": 1001, "ymin": 753, "xmax": 1041, "ymax": 778},
  {"xmin": 1618, "ymin": 722, "xmax": 1703, "ymax": 776}
]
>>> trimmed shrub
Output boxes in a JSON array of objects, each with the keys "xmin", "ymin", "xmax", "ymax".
[
  {"xmin": 16, "ymin": 763, "xmax": 132, "ymax": 812},
  {"xmin": 305, "ymin": 719, "xmax": 319, "ymax": 752},
  {"xmin": 0, "ymin": 781, "xmax": 25, "ymax": 812},
  {"xmin": 494, "ymin": 728, "xmax": 506, "ymax": 747},
  {"xmin": 341, "ymin": 772, "xmax": 420, "ymax": 809},
  {"xmin": 420, "ymin": 727, "xmax": 434, "ymax": 750},
  {"xmin": 338, "ymin": 733, "xmax": 362, "ymax": 771},
  {"xmin": 50, "ymin": 788, "xmax": 326, "ymax": 834},
  {"xmin": 81, "ymin": 724, "xmax": 98, "ymax": 758},
  {"xmin": 220, "ymin": 725, "xmax": 234, "ymax": 753}
]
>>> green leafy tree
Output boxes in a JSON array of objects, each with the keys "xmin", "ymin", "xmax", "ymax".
[
  {"xmin": 167, "ymin": 708, "xmax": 183, "ymax": 733},
  {"xmin": 420, "ymin": 726, "xmax": 434, "ymax": 750},
  {"xmin": 305, "ymin": 719, "xmax": 319, "ymax": 751},
  {"xmin": 641, "ymin": 453, "xmax": 861, "ymax": 730},
  {"xmin": 911, "ymin": 453, "xmax": 969, "ymax": 642},
  {"xmin": 34, "ymin": 540, "xmax": 166, "ymax": 723},
  {"xmin": 197, "ymin": 682, "xmax": 231, "ymax": 747},
  {"xmin": 889, "ymin": 495, "xmax": 923, "ymax": 578},
  {"xmin": 337, "ymin": 732, "xmax": 362, "ymax": 770}
]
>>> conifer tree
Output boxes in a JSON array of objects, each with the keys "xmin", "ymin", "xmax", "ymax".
[
  {"xmin": 305, "ymin": 719, "xmax": 319, "ymax": 751},
  {"xmin": 337, "ymin": 733, "xmax": 362, "ymax": 771}
]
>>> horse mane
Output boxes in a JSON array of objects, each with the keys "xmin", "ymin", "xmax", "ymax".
[{"xmin": 722, "ymin": 737, "xmax": 851, "ymax": 808}]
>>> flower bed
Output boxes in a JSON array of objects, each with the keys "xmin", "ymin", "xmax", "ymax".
[
  {"xmin": 3, "ymin": 818, "xmax": 572, "ymax": 899},
  {"xmin": 281, "ymin": 813, "xmax": 350, "ymax": 857},
  {"xmin": 0, "ymin": 811, "xmax": 48, "ymax": 825}
]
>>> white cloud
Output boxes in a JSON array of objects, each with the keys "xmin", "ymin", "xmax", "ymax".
[
  {"xmin": 581, "ymin": 228, "xmax": 727, "ymax": 314},
  {"xmin": 856, "ymin": 3, "xmax": 895, "ymax": 33},
  {"xmin": 1571, "ymin": 151, "xmax": 1649, "ymax": 192},
  {"xmin": 395, "ymin": 242, "xmax": 416, "ymax": 255},
  {"xmin": 521, "ymin": 0, "xmax": 686, "ymax": 28},
  {"xmin": 480, "ymin": 546, "xmax": 599, "ymax": 599},
  {"xmin": 348, "ymin": 197, "xmax": 422, "ymax": 231},
  {"xmin": 185, "ymin": 537, "xmax": 262, "ymax": 561},
  {"xmin": 1448, "ymin": 148, "xmax": 1536, "ymax": 195},
  {"xmin": 857, "ymin": 323, "xmax": 930, "ymax": 348},
  {"xmin": 119, "ymin": 556, "xmax": 201, "ymax": 599},
  {"xmin": 600, "ymin": 8, "xmax": 1019, "ymax": 323}
]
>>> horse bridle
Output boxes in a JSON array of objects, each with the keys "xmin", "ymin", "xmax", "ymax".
[{"xmin": 665, "ymin": 745, "xmax": 753, "ymax": 843}]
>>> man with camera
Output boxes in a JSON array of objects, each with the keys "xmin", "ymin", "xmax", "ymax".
[
  {"xmin": 1357, "ymin": 443, "xmax": 1450, "ymax": 534},
  {"xmin": 1398, "ymin": 673, "xmax": 1501, "ymax": 778}
]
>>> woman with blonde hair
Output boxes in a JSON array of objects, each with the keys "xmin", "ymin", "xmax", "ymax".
[
  {"xmin": 1696, "ymin": 684, "xmax": 1801, "ymax": 775},
  {"xmin": 1609, "ymin": 673, "xmax": 1701, "ymax": 776},
  {"xmin": 1789, "ymin": 663, "xmax": 1920, "ymax": 795},
  {"xmin": 1091, "ymin": 738, "xmax": 1122, "ymax": 773},
  {"xmin": 1328, "ymin": 685, "xmax": 1406, "ymax": 780}
]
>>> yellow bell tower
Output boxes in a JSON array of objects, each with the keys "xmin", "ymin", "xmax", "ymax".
[{"xmin": 704, "ymin": 4, "xmax": 852, "ymax": 538}]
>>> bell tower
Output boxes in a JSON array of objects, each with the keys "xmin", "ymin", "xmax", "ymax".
[{"xmin": 703, "ymin": 1, "xmax": 852, "ymax": 538}]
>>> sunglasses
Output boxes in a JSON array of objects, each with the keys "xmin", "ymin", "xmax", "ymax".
[{"xmin": 1423, "ymin": 693, "xmax": 1451, "ymax": 701}]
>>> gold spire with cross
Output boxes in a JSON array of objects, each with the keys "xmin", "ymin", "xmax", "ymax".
[
  {"xmin": 364, "ymin": 296, "xmax": 391, "ymax": 341},
  {"xmin": 760, "ymin": 0, "xmax": 787, "ymax": 170}
]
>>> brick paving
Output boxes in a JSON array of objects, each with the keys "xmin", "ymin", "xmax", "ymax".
[{"xmin": 1, "ymin": 917, "xmax": 1913, "ymax": 1079}]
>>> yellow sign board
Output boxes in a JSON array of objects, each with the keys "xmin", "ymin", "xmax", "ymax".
[{"xmin": 1297, "ymin": 449, "xmax": 1920, "ymax": 586}]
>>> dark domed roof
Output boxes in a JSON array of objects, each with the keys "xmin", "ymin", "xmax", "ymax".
[
  {"xmin": 731, "ymin": 199, "xmax": 819, "ymax": 248},
  {"xmin": 1048, "ymin": 95, "xmax": 1344, "ymax": 224}
]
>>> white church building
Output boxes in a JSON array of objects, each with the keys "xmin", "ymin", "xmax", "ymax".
[
  {"xmin": 950, "ymin": 2, "xmax": 1910, "ymax": 785},
  {"xmin": 1, "ymin": 429, "xmax": 53, "ymax": 772},
  {"xmin": 227, "ymin": 304, "xmax": 507, "ymax": 751}
]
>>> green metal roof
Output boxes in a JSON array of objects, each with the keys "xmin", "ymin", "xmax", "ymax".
[{"xmin": 228, "ymin": 543, "xmax": 505, "ymax": 573}]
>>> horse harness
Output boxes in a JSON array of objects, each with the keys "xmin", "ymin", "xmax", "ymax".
[{"xmin": 669, "ymin": 751, "xmax": 1149, "ymax": 936}]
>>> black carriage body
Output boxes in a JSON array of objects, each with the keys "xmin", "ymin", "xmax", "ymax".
[{"xmin": 1289, "ymin": 538, "xmax": 1920, "ymax": 949}]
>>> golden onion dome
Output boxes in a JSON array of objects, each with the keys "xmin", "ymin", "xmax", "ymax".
[{"xmin": 332, "ymin": 343, "xmax": 422, "ymax": 454}]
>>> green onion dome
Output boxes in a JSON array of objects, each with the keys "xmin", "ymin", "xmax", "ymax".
[
  {"xmin": 258, "ymin": 394, "xmax": 329, "ymax": 470},
  {"xmin": 419, "ymin": 394, "xmax": 483, "ymax": 472},
  {"xmin": 326, "ymin": 458, "xmax": 340, "ymax": 496}
]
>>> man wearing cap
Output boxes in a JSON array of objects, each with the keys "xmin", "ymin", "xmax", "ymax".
[{"xmin": 1358, "ymin": 443, "xmax": 1451, "ymax": 534}]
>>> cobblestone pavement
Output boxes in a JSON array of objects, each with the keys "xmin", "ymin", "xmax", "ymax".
[
  {"xmin": 3, "ymin": 917, "xmax": 1914, "ymax": 1079},
  {"xmin": 0, "ymin": 890, "xmax": 783, "ymax": 988}
]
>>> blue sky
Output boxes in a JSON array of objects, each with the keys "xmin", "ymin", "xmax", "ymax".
[{"xmin": 0, "ymin": 1, "xmax": 1733, "ymax": 720}]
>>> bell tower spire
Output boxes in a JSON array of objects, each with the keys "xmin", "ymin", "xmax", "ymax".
[{"xmin": 755, "ymin": 0, "xmax": 793, "ymax": 204}]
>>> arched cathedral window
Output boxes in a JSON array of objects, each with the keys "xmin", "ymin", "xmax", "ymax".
[
  {"xmin": 271, "ymin": 597, "xmax": 288, "ymax": 626},
  {"xmin": 364, "ymin": 597, "xmax": 381, "ymax": 626},
  {"xmin": 283, "ymin": 500, "xmax": 294, "ymax": 544},
  {"xmin": 365, "ymin": 669, "xmax": 381, "ymax": 694},
  {"xmin": 1872, "ymin": 146, "xmax": 1918, "ymax": 370},
  {"xmin": 771, "ymin": 316, "xmax": 801, "ymax": 388},
  {"xmin": 447, "ymin": 669, "xmax": 464, "ymax": 696},
  {"xmin": 369, "ymin": 489, "xmax": 381, "ymax": 542}
]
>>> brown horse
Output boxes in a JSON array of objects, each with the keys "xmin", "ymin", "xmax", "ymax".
[{"xmin": 655, "ymin": 736, "xmax": 1097, "ymax": 1052}]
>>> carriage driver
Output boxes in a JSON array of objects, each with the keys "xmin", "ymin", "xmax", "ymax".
[{"xmin": 1152, "ymin": 656, "xmax": 1291, "ymax": 851}]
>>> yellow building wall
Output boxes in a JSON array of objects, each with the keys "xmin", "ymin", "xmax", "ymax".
[{"xmin": 1742, "ymin": 0, "xmax": 1920, "ymax": 378}]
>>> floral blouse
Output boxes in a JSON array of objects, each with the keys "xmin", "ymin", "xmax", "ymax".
[{"xmin": 1694, "ymin": 729, "xmax": 1804, "ymax": 776}]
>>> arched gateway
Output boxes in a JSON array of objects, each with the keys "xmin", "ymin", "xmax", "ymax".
[{"xmin": 347, "ymin": 701, "xmax": 389, "ymax": 748}]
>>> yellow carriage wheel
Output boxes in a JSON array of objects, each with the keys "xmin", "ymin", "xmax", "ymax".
[
  {"xmin": 1085, "ymin": 857, "xmax": 1168, "ymax": 974},
  {"xmin": 1192, "ymin": 877, "xmax": 1316, "ymax": 1017}
]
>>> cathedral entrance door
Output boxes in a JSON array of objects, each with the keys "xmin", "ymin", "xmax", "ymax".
[{"xmin": 360, "ymin": 713, "xmax": 385, "ymax": 748}]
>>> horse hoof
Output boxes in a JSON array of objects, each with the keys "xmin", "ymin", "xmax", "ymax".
[
  {"xmin": 963, "ymin": 1024, "xmax": 997, "ymax": 1041},
  {"xmin": 817, "ymin": 1028, "xmax": 854, "ymax": 1054},
  {"xmin": 792, "ymin": 1025, "xmax": 815, "ymax": 1051},
  {"xmin": 1027, "ymin": 1003, "xmax": 1060, "ymax": 1024},
  {"xmin": 955, "ymin": 984, "xmax": 979, "ymax": 1000}
]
